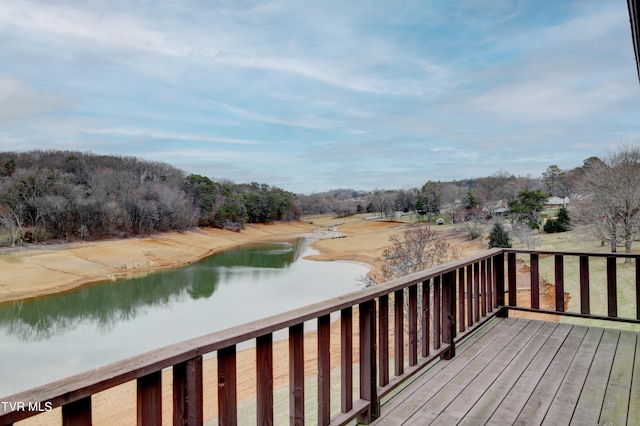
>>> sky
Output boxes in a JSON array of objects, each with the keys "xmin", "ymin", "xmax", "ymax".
[{"xmin": 1, "ymin": 0, "xmax": 639, "ymax": 194}]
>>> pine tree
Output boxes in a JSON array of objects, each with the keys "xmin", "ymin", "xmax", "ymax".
[{"xmin": 488, "ymin": 223, "xmax": 511, "ymax": 248}]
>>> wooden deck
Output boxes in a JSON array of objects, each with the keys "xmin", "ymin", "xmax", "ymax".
[{"xmin": 372, "ymin": 317, "xmax": 640, "ymax": 426}]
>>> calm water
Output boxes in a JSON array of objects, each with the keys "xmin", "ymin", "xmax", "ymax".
[{"xmin": 0, "ymin": 238, "xmax": 369, "ymax": 397}]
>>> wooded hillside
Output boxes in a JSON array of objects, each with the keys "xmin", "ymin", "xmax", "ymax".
[{"xmin": 0, "ymin": 151, "xmax": 299, "ymax": 245}]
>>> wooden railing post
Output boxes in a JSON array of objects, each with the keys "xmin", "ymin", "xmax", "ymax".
[
  {"xmin": 530, "ymin": 253, "xmax": 540, "ymax": 309},
  {"xmin": 486, "ymin": 259, "xmax": 493, "ymax": 312},
  {"xmin": 458, "ymin": 267, "xmax": 466, "ymax": 332},
  {"xmin": 607, "ymin": 256, "xmax": 617, "ymax": 317},
  {"xmin": 507, "ymin": 252, "xmax": 517, "ymax": 307},
  {"xmin": 62, "ymin": 397, "xmax": 92, "ymax": 426},
  {"xmin": 289, "ymin": 324, "xmax": 304, "ymax": 426},
  {"xmin": 481, "ymin": 260, "xmax": 487, "ymax": 316},
  {"xmin": 636, "ymin": 258, "xmax": 640, "ymax": 320},
  {"xmin": 137, "ymin": 371, "xmax": 162, "ymax": 426},
  {"xmin": 494, "ymin": 252, "xmax": 506, "ymax": 316},
  {"xmin": 357, "ymin": 300, "xmax": 379, "ymax": 424},
  {"xmin": 434, "ymin": 276, "xmax": 441, "ymax": 350},
  {"xmin": 555, "ymin": 254, "xmax": 565, "ymax": 312},
  {"xmin": 473, "ymin": 263, "xmax": 480, "ymax": 322},
  {"xmin": 378, "ymin": 296, "xmax": 389, "ymax": 387},
  {"xmin": 466, "ymin": 265, "xmax": 473, "ymax": 326},
  {"xmin": 579, "ymin": 255, "xmax": 590, "ymax": 314},
  {"xmin": 341, "ymin": 307, "xmax": 354, "ymax": 413},
  {"xmin": 318, "ymin": 315, "xmax": 331, "ymax": 425},
  {"xmin": 173, "ymin": 357, "xmax": 203, "ymax": 426},
  {"xmin": 441, "ymin": 271, "xmax": 456, "ymax": 360},
  {"xmin": 394, "ymin": 289, "xmax": 404, "ymax": 377},
  {"xmin": 218, "ymin": 345, "xmax": 237, "ymax": 426},
  {"xmin": 256, "ymin": 334, "xmax": 273, "ymax": 425},
  {"xmin": 408, "ymin": 284, "xmax": 418, "ymax": 366},
  {"xmin": 421, "ymin": 280, "xmax": 430, "ymax": 358}
]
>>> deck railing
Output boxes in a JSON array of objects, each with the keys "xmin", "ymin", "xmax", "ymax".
[{"xmin": 1, "ymin": 248, "xmax": 638, "ymax": 425}]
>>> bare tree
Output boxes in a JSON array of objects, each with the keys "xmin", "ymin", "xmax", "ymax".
[
  {"xmin": 577, "ymin": 144, "xmax": 640, "ymax": 258},
  {"xmin": 369, "ymin": 188, "xmax": 394, "ymax": 219},
  {"xmin": 379, "ymin": 226, "xmax": 459, "ymax": 281},
  {"xmin": 377, "ymin": 225, "xmax": 459, "ymax": 348}
]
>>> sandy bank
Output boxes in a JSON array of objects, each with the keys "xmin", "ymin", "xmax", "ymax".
[
  {"xmin": 0, "ymin": 221, "xmax": 321, "ymax": 304},
  {"xmin": 0, "ymin": 216, "xmax": 487, "ymax": 305}
]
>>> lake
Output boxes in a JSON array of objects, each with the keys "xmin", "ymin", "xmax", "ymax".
[{"xmin": 0, "ymin": 237, "xmax": 369, "ymax": 397}]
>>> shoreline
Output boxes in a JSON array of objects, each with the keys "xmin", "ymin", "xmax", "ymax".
[
  {"xmin": 0, "ymin": 221, "xmax": 329, "ymax": 305},
  {"xmin": 0, "ymin": 216, "xmax": 487, "ymax": 305}
]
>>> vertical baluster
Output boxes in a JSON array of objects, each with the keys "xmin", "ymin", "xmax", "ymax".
[
  {"xmin": 421, "ymin": 280, "xmax": 430, "ymax": 358},
  {"xmin": 341, "ymin": 307, "xmax": 354, "ymax": 412},
  {"xmin": 218, "ymin": 345, "xmax": 237, "ymax": 426},
  {"xmin": 487, "ymin": 259, "xmax": 493, "ymax": 312},
  {"xmin": 607, "ymin": 256, "xmax": 617, "ymax": 317},
  {"xmin": 508, "ymin": 252, "xmax": 517, "ymax": 307},
  {"xmin": 579, "ymin": 255, "xmax": 590, "ymax": 315},
  {"xmin": 481, "ymin": 260, "xmax": 487, "ymax": 316},
  {"xmin": 494, "ymin": 252, "xmax": 505, "ymax": 310},
  {"xmin": 441, "ymin": 271, "xmax": 456, "ymax": 360},
  {"xmin": 466, "ymin": 264, "xmax": 473, "ymax": 326},
  {"xmin": 458, "ymin": 267, "xmax": 465, "ymax": 333},
  {"xmin": 394, "ymin": 289, "xmax": 404, "ymax": 376},
  {"xmin": 636, "ymin": 258, "xmax": 640, "ymax": 320},
  {"xmin": 318, "ymin": 315, "xmax": 331, "ymax": 425},
  {"xmin": 530, "ymin": 253, "xmax": 540, "ymax": 310},
  {"xmin": 378, "ymin": 296, "xmax": 389, "ymax": 387},
  {"xmin": 137, "ymin": 371, "xmax": 162, "ymax": 426},
  {"xmin": 289, "ymin": 324, "xmax": 304, "ymax": 425},
  {"xmin": 173, "ymin": 357, "xmax": 203, "ymax": 426},
  {"xmin": 555, "ymin": 255, "xmax": 565, "ymax": 312},
  {"xmin": 256, "ymin": 334, "xmax": 273, "ymax": 425},
  {"xmin": 357, "ymin": 300, "xmax": 379, "ymax": 424},
  {"xmin": 433, "ymin": 276, "xmax": 441, "ymax": 350},
  {"xmin": 62, "ymin": 397, "xmax": 92, "ymax": 426},
  {"xmin": 408, "ymin": 284, "xmax": 418, "ymax": 366},
  {"xmin": 473, "ymin": 262, "xmax": 480, "ymax": 322}
]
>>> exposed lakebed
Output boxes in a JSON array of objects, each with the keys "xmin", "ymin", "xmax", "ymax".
[{"xmin": 0, "ymin": 237, "xmax": 369, "ymax": 397}]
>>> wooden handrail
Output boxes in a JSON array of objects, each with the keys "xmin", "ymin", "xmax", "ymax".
[{"xmin": 2, "ymin": 248, "xmax": 639, "ymax": 425}]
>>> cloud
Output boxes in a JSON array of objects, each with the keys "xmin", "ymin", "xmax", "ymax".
[
  {"xmin": 84, "ymin": 128, "xmax": 263, "ymax": 146},
  {"xmin": 0, "ymin": 0, "xmax": 638, "ymax": 194},
  {"xmin": 0, "ymin": 78, "xmax": 70, "ymax": 123}
]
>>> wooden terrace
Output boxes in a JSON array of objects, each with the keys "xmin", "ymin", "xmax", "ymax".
[{"xmin": 1, "ymin": 248, "xmax": 639, "ymax": 425}]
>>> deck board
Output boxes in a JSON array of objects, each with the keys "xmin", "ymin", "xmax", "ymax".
[
  {"xmin": 513, "ymin": 325, "xmax": 588, "ymax": 425},
  {"xmin": 455, "ymin": 321, "xmax": 560, "ymax": 426},
  {"xmin": 413, "ymin": 320, "xmax": 547, "ymax": 425},
  {"xmin": 569, "ymin": 328, "xmax": 620, "ymax": 425},
  {"xmin": 629, "ymin": 334, "xmax": 640, "ymax": 424},
  {"xmin": 370, "ymin": 318, "xmax": 640, "ymax": 426},
  {"xmin": 485, "ymin": 323, "xmax": 572, "ymax": 426},
  {"xmin": 599, "ymin": 330, "xmax": 637, "ymax": 425},
  {"xmin": 541, "ymin": 327, "xmax": 604, "ymax": 425},
  {"xmin": 374, "ymin": 317, "xmax": 522, "ymax": 424}
]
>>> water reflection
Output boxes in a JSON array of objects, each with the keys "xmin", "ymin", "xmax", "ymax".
[
  {"xmin": 0, "ymin": 239, "xmax": 305, "ymax": 340},
  {"xmin": 0, "ymin": 237, "xmax": 368, "ymax": 397}
]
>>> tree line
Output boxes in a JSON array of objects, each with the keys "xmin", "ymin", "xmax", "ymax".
[
  {"xmin": 0, "ymin": 151, "xmax": 299, "ymax": 246},
  {"xmin": 296, "ymin": 145, "xmax": 640, "ymax": 256},
  {"xmin": 2, "ymin": 146, "xmax": 639, "ymax": 256}
]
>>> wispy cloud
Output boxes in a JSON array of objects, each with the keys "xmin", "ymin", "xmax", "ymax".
[{"xmin": 0, "ymin": 0, "xmax": 638, "ymax": 193}]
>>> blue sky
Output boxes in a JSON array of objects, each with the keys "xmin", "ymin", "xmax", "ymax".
[{"xmin": 0, "ymin": 0, "xmax": 638, "ymax": 194}]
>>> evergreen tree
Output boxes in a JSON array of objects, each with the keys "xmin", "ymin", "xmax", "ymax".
[{"xmin": 488, "ymin": 223, "xmax": 511, "ymax": 248}]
